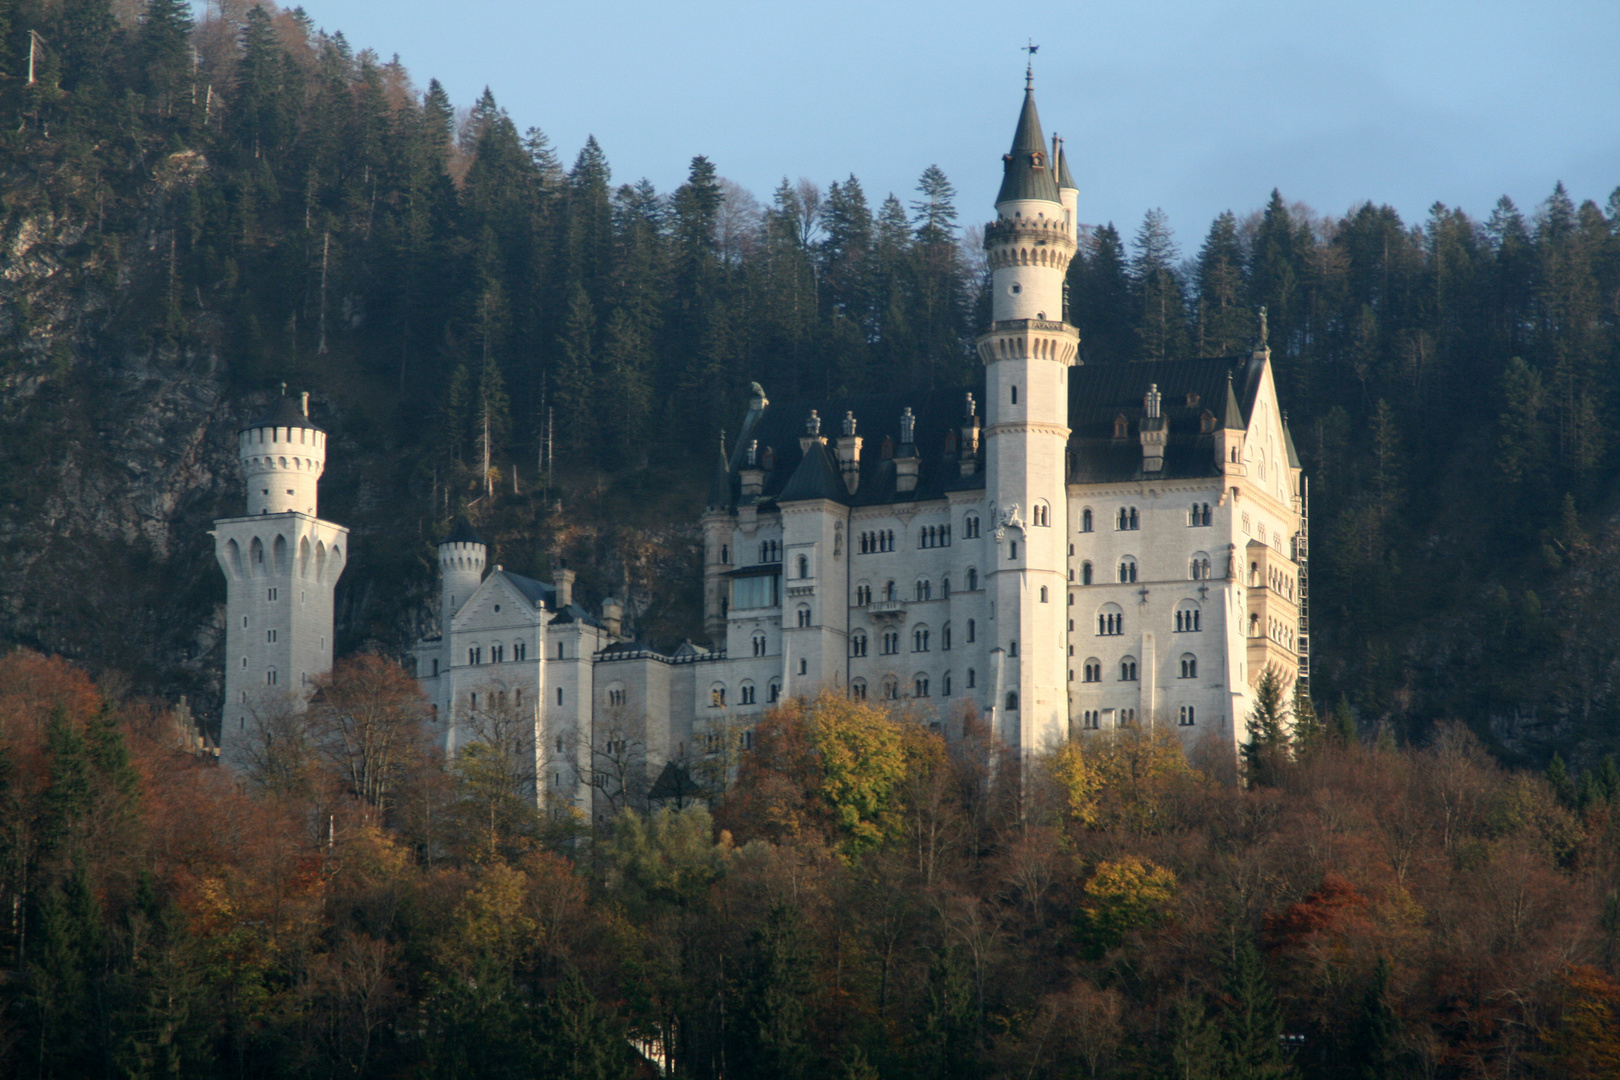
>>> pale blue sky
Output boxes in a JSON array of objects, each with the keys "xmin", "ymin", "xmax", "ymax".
[{"xmin": 308, "ymin": 0, "xmax": 1619, "ymax": 246}]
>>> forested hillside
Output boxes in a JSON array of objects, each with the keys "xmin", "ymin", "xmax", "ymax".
[{"xmin": 1, "ymin": 0, "xmax": 1618, "ymax": 761}]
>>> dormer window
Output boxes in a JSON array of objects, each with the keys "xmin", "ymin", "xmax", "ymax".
[
  {"xmin": 1113, "ymin": 415, "xmax": 1128, "ymax": 439},
  {"xmin": 1200, "ymin": 410, "xmax": 1216, "ymax": 434},
  {"xmin": 1186, "ymin": 393, "xmax": 1201, "ymax": 408}
]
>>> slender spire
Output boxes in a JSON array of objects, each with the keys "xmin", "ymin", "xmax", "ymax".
[
  {"xmin": 997, "ymin": 70, "xmax": 1060, "ymax": 205},
  {"xmin": 1054, "ymin": 134, "xmax": 1077, "ymax": 191}
]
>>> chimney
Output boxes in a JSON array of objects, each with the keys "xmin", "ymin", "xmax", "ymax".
[
  {"xmin": 835, "ymin": 411, "xmax": 863, "ymax": 494},
  {"xmin": 798, "ymin": 409, "xmax": 825, "ymax": 455},
  {"xmin": 299, "ymin": 391, "xmax": 310, "ymax": 417},
  {"xmin": 1139, "ymin": 383, "xmax": 1166, "ymax": 473},
  {"xmin": 959, "ymin": 392, "xmax": 982, "ymax": 478},
  {"xmin": 553, "ymin": 564, "xmax": 575, "ymax": 609},
  {"xmin": 601, "ymin": 596, "xmax": 623, "ymax": 638},
  {"xmin": 894, "ymin": 407, "xmax": 920, "ymax": 495},
  {"xmin": 739, "ymin": 439, "xmax": 765, "ymax": 497}
]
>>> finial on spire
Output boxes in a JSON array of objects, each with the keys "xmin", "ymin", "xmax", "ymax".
[
  {"xmin": 964, "ymin": 391, "xmax": 976, "ymax": 419},
  {"xmin": 842, "ymin": 411, "xmax": 857, "ymax": 437},
  {"xmin": 1022, "ymin": 38, "xmax": 1039, "ymax": 90},
  {"xmin": 899, "ymin": 406, "xmax": 916, "ymax": 444},
  {"xmin": 1256, "ymin": 306, "xmax": 1269, "ymax": 349},
  {"xmin": 806, "ymin": 409, "xmax": 820, "ymax": 437}
]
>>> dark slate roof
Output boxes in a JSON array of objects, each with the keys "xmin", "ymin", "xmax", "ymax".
[
  {"xmin": 1066, "ymin": 354, "xmax": 1265, "ymax": 484},
  {"xmin": 717, "ymin": 387, "xmax": 986, "ymax": 510},
  {"xmin": 495, "ymin": 571, "xmax": 603, "ymax": 628},
  {"xmin": 442, "ymin": 517, "xmax": 484, "ymax": 546},
  {"xmin": 647, "ymin": 762, "xmax": 703, "ymax": 802},
  {"xmin": 245, "ymin": 395, "xmax": 323, "ymax": 433},
  {"xmin": 996, "ymin": 85, "xmax": 1061, "ymax": 204},
  {"xmin": 1282, "ymin": 417, "xmax": 1302, "ymax": 468}
]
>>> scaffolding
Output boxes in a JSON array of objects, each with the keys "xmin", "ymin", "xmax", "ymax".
[{"xmin": 1295, "ymin": 475, "xmax": 1311, "ymax": 696}]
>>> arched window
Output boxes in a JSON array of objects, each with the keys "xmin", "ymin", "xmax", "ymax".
[
  {"xmin": 942, "ymin": 622, "xmax": 952, "ymax": 650},
  {"xmin": 1034, "ymin": 501, "xmax": 1050, "ymax": 527},
  {"xmin": 1011, "ymin": 385, "xmax": 1019, "ymax": 405},
  {"xmin": 1097, "ymin": 604, "xmax": 1123, "ymax": 636},
  {"xmin": 915, "ymin": 578, "xmax": 931, "ymax": 601},
  {"xmin": 914, "ymin": 675, "xmax": 930, "ymax": 698},
  {"xmin": 710, "ymin": 684, "xmax": 726, "ymax": 708},
  {"xmin": 1118, "ymin": 557, "xmax": 1137, "ymax": 584},
  {"xmin": 966, "ymin": 567, "xmax": 979, "ymax": 591},
  {"xmin": 884, "ymin": 580, "xmax": 897, "ymax": 601},
  {"xmin": 965, "ymin": 514, "xmax": 980, "ymax": 539},
  {"xmin": 1005, "ymin": 691, "xmax": 1019, "ymax": 711},
  {"xmin": 720, "ymin": 544, "xmax": 729, "ymax": 563},
  {"xmin": 1120, "ymin": 657, "xmax": 1138, "ymax": 681},
  {"xmin": 943, "ymin": 671, "xmax": 952, "ymax": 696},
  {"xmin": 967, "ymin": 668, "xmax": 976, "ymax": 688},
  {"xmin": 1190, "ymin": 552, "xmax": 1212, "ymax": 580},
  {"xmin": 1180, "ymin": 654, "xmax": 1198, "ymax": 679},
  {"xmin": 883, "ymin": 678, "xmax": 900, "ymax": 700},
  {"xmin": 1082, "ymin": 710, "xmax": 1101, "ymax": 730},
  {"xmin": 882, "ymin": 631, "xmax": 900, "ymax": 655},
  {"xmin": 1200, "ymin": 409, "xmax": 1216, "ymax": 434},
  {"xmin": 851, "ymin": 632, "xmax": 868, "ymax": 658},
  {"xmin": 1081, "ymin": 507, "xmax": 1093, "ymax": 532},
  {"xmin": 796, "ymin": 605, "xmax": 812, "ymax": 628},
  {"xmin": 1082, "ymin": 561, "xmax": 1093, "ymax": 585},
  {"xmin": 797, "ymin": 555, "xmax": 809, "ymax": 579},
  {"xmin": 1113, "ymin": 415, "xmax": 1128, "ymax": 438},
  {"xmin": 966, "ymin": 619, "xmax": 976, "ymax": 643},
  {"xmin": 752, "ymin": 632, "xmax": 767, "ymax": 657},
  {"xmin": 913, "ymin": 627, "xmax": 930, "ymax": 652},
  {"xmin": 851, "ymin": 679, "xmax": 867, "ymax": 701},
  {"xmin": 1040, "ymin": 586, "xmax": 1049, "ymax": 603},
  {"xmin": 1083, "ymin": 658, "xmax": 1101, "ymax": 682},
  {"xmin": 514, "ymin": 640, "xmax": 526, "ymax": 661},
  {"xmin": 1175, "ymin": 601, "xmax": 1202, "ymax": 632},
  {"xmin": 1250, "ymin": 562, "xmax": 1260, "ymax": 587},
  {"xmin": 1009, "ymin": 639, "xmax": 1018, "ymax": 657},
  {"xmin": 740, "ymin": 682, "xmax": 756, "ymax": 705},
  {"xmin": 1179, "ymin": 705, "xmax": 1196, "ymax": 726},
  {"xmin": 856, "ymin": 583, "xmax": 872, "ymax": 605},
  {"xmin": 1249, "ymin": 613, "xmax": 1260, "ymax": 636},
  {"xmin": 768, "ymin": 679, "xmax": 782, "ymax": 703},
  {"xmin": 1117, "ymin": 507, "xmax": 1139, "ymax": 531},
  {"xmin": 942, "ymin": 577, "xmax": 951, "ymax": 599}
]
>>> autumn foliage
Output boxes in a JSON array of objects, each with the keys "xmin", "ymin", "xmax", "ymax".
[{"xmin": 6, "ymin": 650, "xmax": 1620, "ymax": 1078}]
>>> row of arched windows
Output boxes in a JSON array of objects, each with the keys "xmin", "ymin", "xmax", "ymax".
[
  {"xmin": 849, "ymin": 669, "xmax": 970, "ymax": 702},
  {"xmin": 1072, "ymin": 553, "xmax": 1215, "ymax": 584},
  {"xmin": 918, "ymin": 525, "xmax": 952, "ymax": 548},
  {"xmin": 1089, "ymin": 603, "xmax": 1204, "ymax": 637},
  {"xmin": 465, "ymin": 640, "xmax": 529, "ymax": 665},
  {"xmin": 1187, "ymin": 503, "xmax": 1212, "ymax": 527},
  {"xmin": 859, "ymin": 530, "xmax": 895, "ymax": 553},
  {"xmin": 759, "ymin": 539, "xmax": 781, "ymax": 562},
  {"xmin": 710, "ymin": 679, "xmax": 782, "ymax": 708}
]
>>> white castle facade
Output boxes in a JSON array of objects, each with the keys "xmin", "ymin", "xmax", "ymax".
[{"xmin": 215, "ymin": 82, "xmax": 1307, "ymax": 812}]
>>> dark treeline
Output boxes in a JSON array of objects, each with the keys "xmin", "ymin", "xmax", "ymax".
[
  {"xmin": 7, "ymin": 649, "xmax": 1620, "ymax": 1079},
  {"xmin": 2, "ymin": 0, "xmax": 1620, "ymax": 753}
]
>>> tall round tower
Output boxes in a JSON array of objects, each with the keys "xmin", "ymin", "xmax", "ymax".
[
  {"xmin": 977, "ymin": 68, "xmax": 1079, "ymax": 757},
  {"xmin": 239, "ymin": 391, "xmax": 326, "ymax": 516},
  {"xmin": 438, "ymin": 517, "xmax": 486, "ymax": 622}
]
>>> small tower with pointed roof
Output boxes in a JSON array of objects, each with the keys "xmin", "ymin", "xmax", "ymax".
[{"xmin": 213, "ymin": 389, "xmax": 348, "ymax": 767}]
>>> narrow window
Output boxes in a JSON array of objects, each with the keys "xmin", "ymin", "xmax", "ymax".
[
  {"xmin": 1040, "ymin": 586, "xmax": 1048, "ymax": 603},
  {"xmin": 557, "ymin": 687, "xmax": 564, "ymax": 705},
  {"xmin": 1011, "ymin": 385, "xmax": 1018, "ymax": 405}
]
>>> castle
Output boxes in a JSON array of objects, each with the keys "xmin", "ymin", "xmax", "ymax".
[{"xmin": 214, "ymin": 78, "xmax": 1307, "ymax": 811}]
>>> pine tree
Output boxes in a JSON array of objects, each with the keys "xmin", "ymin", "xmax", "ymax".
[
  {"xmin": 137, "ymin": 0, "xmax": 194, "ymax": 117},
  {"xmin": 1243, "ymin": 667, "xmax": 1291, "ymax": 787},
  {"xmin": 1218, "ymin": 939, "xmax": 1295, "ymax": 1079},
  {"xmin": 1196, "ymin": 210, "xmax": 1250, "ymax": 355},
  {"xmin": 1348, "ymin": 956, "xmax": 1397, "ymax": 1080},
  {"xmin": 1545, "ymin": 752, "xmax": 1578, "ymax": 809},
  {"xmin": 1166, "ymin": 992, "xmax": 1224, "ymax": 1080},
  {"xmin": 911, "ymin": 164, "xmax": 958, "ymax": 247},
  {"xmin": 1072, "ymin": 223, "xmax": 1134, "ymax": 362},
  {"xmin": 554, "ymin": 284, "xmax": 596, "ymax": 456},
  {"xmin": 1133, "ymin": 208, "xmax": 1190, "ymax": 361},
  {"xmin": 735, "ymin": 903, "xmax": 814, "ymax": 1080},
  {"xmin": 1330, "ymin": 695, "xmax": 1357, "ymax": 747}
]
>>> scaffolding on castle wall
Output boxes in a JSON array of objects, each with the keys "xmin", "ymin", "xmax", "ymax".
[{"xmin": 1295, "ymin": 475, "xmax": 1311, "ymax": 699}]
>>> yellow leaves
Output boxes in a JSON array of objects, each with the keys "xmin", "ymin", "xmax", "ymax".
[
  {"xmin": 1077, "ymin": 856, "xmax": 1179, "ymax": 954},
  {"xmin": 807, "ymin": 693, "xmax": 914, "ymax": 852},
  {"xmin": 440, "ymin": 862, "xmax": 539, "ymax": 976},
  {"xmin": 1047, "ymin": 727, "xmax": 1198, "ymax": 835},
  {"xmin": 1050, "ymin": 740, "xmax": 1101, "ymax": 828}
]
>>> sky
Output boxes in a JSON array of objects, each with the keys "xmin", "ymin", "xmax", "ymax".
[{"xmin": 303, "ymin": 0, "xmax": 1620, "ymax": 251}]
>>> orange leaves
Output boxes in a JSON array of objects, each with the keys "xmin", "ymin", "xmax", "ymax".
[
  {"xmin": 1264, "ymin": 871, "xmax": 1372, "ymax": 950},
  {"xmin": 1539, "ymin": 966, "xmax": 1620, "ymax": 1079}
]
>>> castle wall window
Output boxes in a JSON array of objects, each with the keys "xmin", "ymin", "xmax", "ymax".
[
  {"xmin": 1040, "ymin": 586, "xmax": 1049, "ymax": 603},
  {"xmin": 514, "ymin": 641, "xmax": 526, "ymax": 661},
  {"xmin": 1188, "ymin": 503, "xmax": 1212, "ymax": 527},
  {"xmin": 1082, "ymin": 710, "xmax": 1101, "ymax": 730},
  {"xmin": 267, "ymin": 629, "xmax": 277, "ymax": 642},
  {"xmin": 1083, "ymin": 659, "xmax": 1101, "ymax": 682},
  {"xmin": 1009, "ymin": 541, "xmax": 1018, "ymax": 560},
  {"xmin": 710, "ymin": 685, "xmax": 726, "ymax": 708},
  {"xmin": 967, "ymin": 668, "xmax": 976, "ymax": 688},
  {"xmin": 768, "ymin": 679, "xmax": 781, "ymax": 702},
  {"xmin": 851, "ymin": 679, "xmax": 867, "ymax": 701},
  {"xmin": 1120, "ymin": 708, "xmax": 1138, "ymax": 725},
  {"xmin": 733, "ymin": 575, "xmax": 780, "ymax": 610},
  {"xmin": 1180, "ymin": 654, "xmax": 1198, "ymax": 679},
  {"xmin": 1200, "ymin": 410, "xmax": 1216, "ymax": 434},
  {"xmin": 760, "ymin": 540, "xmax": 780, "ymax": 562},
  {"xmin": 491, "ymin": 644, "xmax": 504, "ymax": 663},
  {"xmin": 914, "ymin": 675, "xmax": 930, "ymax": 697},
  {"xmin": 943, "ymin": 671, "xmax": 952, "ymax": 696},
  {"xmin": 431, "ymin": 659, "xmax": 439, "ymax": 677},
  {"xmin": 557, "ymin": 642, "xmax": 566, "ymax": 659},
  {"xmin": 753, "ymin": 633, "xmax": 767, "ymax": 657},
  {"xmin": 470, "ymin": 692, "xmax": 477, "ymax": 710},
  {"xmin": 856, "ymin": 584, "xmax": 872, "ymax": 606},
  {"xmin": 1190, "ymin": 553, "xmax": 1212, "ymax": 580},
  {"xmin": 883, "ymin": 678, "xmax": 899, "ymax": 700},
  {"xmin": 915, "ymin": 579, "xmax": 931, "ymax": 601},
  {"xmin": 469, "ymin": 647, "xmax": 482, "ymax": 665},
  {"xmin": 557, "ymin": 687, "xmax": 564, "ymax": 705},
  {"xmin": 797, "ymin": 555, "xmax": 809, "ymax": 579},
  {"xmin": 964, "ymin": 515, "xmax": 981, "ymax": 538},
  {"xmin": 1118, "ymin": 558, "xmax": 1137, "ymax": 584},
  {"xmin": 1082, "ymin": 561, "xmax": 1093, "ymax": 585},
  {"xmin": 966, "ymin": 619, "xmax": 976, "ymax": 643},
  {"xmin": 796, "ymin": 606, "xmax": 812, "ymax": 628},
  {"xmin": 1009, "ymin": 639, "xmax": 1018, "ymax": 657},
  {"xmin": 721, "ymin": 545, "xmax": 729, "ymax": 564},
  {"xmin": 1180, "ymin": 705, "xmax": 1196, "ymax": 726},
  {"xmin": 882, "ymin": 631, "xmax": 900, "ymax": 655},
  {"xmin": 608, "ymin": 686, "xmax": 627, "ymax": 707},
  {"xmin": 851, "ymin": 632, "xmax": 868, "ymax": 658},
  {"xmin": 1081, "ymin": 508, "xmax": 1093, "ymax": 532},
  {"xmin": 1097, "ymin": 604, "xmax": 1124, "ymax": 636},
  {"xmin": 914, "ymin": 628, "xmax": 930, "ymax": 652},
  {"xmin": 1120, "ymin": 657, "xmax": 1138, "ymax": 681},
  {"xmin": 1033, "ymin": 502, "xmax": 1050, "ymax": 527},
  {"xmin": 1117, "ymin": 507, "xmax": 1140, "ymax": 531},
  {"xmin": 1175, "ymin": 603, "xmax": 1202, "ymax": 632},
  {"xmin": 266, "ymin": 668, "xmax": 277, "ymax": 686},
  {"xmin": 798, "ymin": 658, "xmax": 808, "ymax": 675},
  {"xmin": 884, "ymin": 580, "xmax": 897, "ymax": 601},
  {"xmin": 942, "ymin": 623, "xmax": 952, "ymax": 650},
  {"xmin": 1011, "ymin": 385, "xmax": 1018, "ymax": 405},
  {"xmin": 741, "ymin": 683, "xmax": 756, "ymax": 705},
  {"xmin": 1113, "ymin": 415, "xmax": 1128, "ymax": 438},
  {"xmin": 266, "ymin": 587, "xmax": 277, "ymax": 600},
  {"xmin": 942, "ymin": 577, "xmax": 951, "ymax": 599},
  {"xmin": 967, "ymin": 568, "xmax": 979, "ymax": 591},
  {"xmin": 1006, "ymin": 691, "xmax": 1018, "ymax": 711}
]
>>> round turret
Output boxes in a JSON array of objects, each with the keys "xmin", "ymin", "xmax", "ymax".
[
  {"xmin": 439, "ymin": 517, "xmax": 486, "ymax": 620},
  {"xmin": 240, "ymin": 392, "xmax": 326, "ymax": 516},
  {"xmin": 987, "ymin": 78, "xmax": 1075, "ymax": 325}
]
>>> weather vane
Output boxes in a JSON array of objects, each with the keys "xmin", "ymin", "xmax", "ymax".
[{"xmin": 1022, "ymin": 38, "xmax": 1039, "ymax": 87}]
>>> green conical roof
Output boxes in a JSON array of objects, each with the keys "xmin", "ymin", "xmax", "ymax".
[
  {"xmin": 1221, "ymin": 371, "xmax": 1245, "ymax": 430},
  {"xmin": 996, "ymin": 80, "xmax": 1060, "ymax": 205},
  {"xmin": 1055, "ymin": 137, "xmax": 1076, "ymax": 191}
]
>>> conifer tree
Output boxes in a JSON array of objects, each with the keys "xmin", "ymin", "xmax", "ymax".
[
  {"xmin": 1218, "ymin": 939, "xmax": 1295, "ymax": 1079},
  {"xmin": 1133, "ymin": 208, "xmax": 1190, "ymax": 361},
  {"xmin": 1196, "ymin": 210, "xmax": 1250, "ymax": 354},
  {"xmin": 1545, "ymin": 752, "xmax": 1577, "ymax": 809},
  {"xmin": 1348, "ymin": 956, "xmax": 1397, "ymax": 1080},
  {"xmin": 1072, "ymin": 223, "xmax": 1134, "ymax": 362},
  {"xmin": 1243, "ymin": 668, "xmax": 1291, "ymax": 787}
]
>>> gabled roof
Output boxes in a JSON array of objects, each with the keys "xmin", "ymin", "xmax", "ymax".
[
  {"xmin": 997, "ymin": 83, "xmax": 1061, "ymax": 205},
  {"xmin": 245, "ymin": 396, "xmax": 323, "ymax": 433},
  {"xmin": 647, "ymin": 762, "xmax": 703, "ymax": 802},
  {"xmin": 442, "ymin": 517, "xmax": 484, "ymax": 546},
  {"xmin": 468, "ymin": 569, "xmax": 605, "ymax": 629}
]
